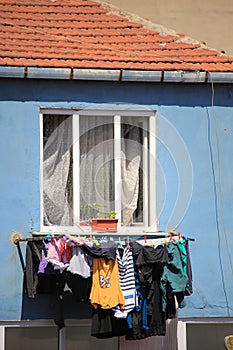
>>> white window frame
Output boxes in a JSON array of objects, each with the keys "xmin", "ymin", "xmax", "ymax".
[{"xmin": 40, "ymin": 108, "xmax": 157, "ymax": 235}]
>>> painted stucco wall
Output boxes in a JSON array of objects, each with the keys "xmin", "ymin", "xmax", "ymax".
[{"xmin": 0, "ymin": 78, "xmax": 232, "ymax": 321}]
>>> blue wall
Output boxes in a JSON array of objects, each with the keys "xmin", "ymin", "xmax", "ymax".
[{"xmin": 0, "ymin": 78, "xmax": 232, "ymax": 320}]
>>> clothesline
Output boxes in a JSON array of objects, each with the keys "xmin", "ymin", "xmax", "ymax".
[
  {"xmin": 11, "ymin": 229, "xmax": 195, "ymax": 245},
  {"xmin": 11, "ymin": 229, "xmax": 195, "ymax": 276}
]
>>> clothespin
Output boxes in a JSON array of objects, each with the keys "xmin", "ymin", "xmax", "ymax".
[
  {"xmin": 178, "ymin": 232, "xmax": 183, "ymax": 242},
  {"xmin": 45, "ymin": 232, "xmax": 51, "ymax": 240},
  {"xmin": 125, "ymin": 236, "xmax": 130, "ymax": 248},
  {"xmin": 117, "ymin": 236, "xmax": 123, "ymax": 249},
  {"xmin": 144, "ymin": 235, "xmax": 147, "ymax": 244},
  {"xmin": 169, "ymin": 233, "xmax": 176, "ymax": 242},
  {"xmin": 93, "ymin": 236, "xmax": 99, "ymax": 246}
]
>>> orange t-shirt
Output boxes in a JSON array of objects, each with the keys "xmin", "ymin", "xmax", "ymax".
[{"xmin": 90, "ymin": 258, "xmax": 125, "ymax": 310}]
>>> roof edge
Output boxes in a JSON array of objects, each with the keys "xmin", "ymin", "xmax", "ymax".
[{"xmin": 1, "ymin": 66, "xmax": 233, "ymax": 83}]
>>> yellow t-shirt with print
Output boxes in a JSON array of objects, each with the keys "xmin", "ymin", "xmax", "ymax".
[{"xmin": 90, "ymin": 257, "xmax": 125, "ymax": 310}]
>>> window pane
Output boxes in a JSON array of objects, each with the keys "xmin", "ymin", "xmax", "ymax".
[
  {"xmin": 43, "ymin": 114, "xmax": 73, "ymax": 226},
  {"xmin": 66, "ymin": 325, "xmax": 118, "ymax": 350},
  {"xmin": 121, "ymin": 118, "xmax": 146, "ymax": 226},
  {"xmin": 134, "ymin": 166, "xmax": 144, "ymax": 223},
  {"xmin": 187, "ymin": 323, "xmax": 233, "ymax": 350},
  {"xmin": 79, "ymin": 116, "xmax": 114, "ymax": 221}
]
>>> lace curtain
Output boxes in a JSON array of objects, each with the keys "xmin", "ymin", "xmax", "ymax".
[
  {"xmin": 43, "ymin": 115, "xmax": 142, "ymax": 227},
  {"xmin": 121, "ymin": 120, "xmax": 142, "ymax": 225},
  {"xmin": 43, "ymin": 115, "xmax": 73, "ymax": 226},
  {"xmin": 79, "ymin": 116, "xmax": 115, "ymax": 220}
]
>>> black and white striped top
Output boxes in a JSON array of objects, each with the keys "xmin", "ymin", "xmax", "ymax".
[{"xmin": 113, "ymin": 246, "xmax": 138, "ymax": 318}]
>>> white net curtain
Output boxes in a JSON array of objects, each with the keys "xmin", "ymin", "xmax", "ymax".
[
  {"xmin": 79, "ymin": 116, "xmax": 115, "ymax": 221},
  {"xmin": 43, "ymin": 115, "xmax": 73, "ymax": 226}
]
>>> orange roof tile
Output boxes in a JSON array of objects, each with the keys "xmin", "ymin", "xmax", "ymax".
[{"xmin": 0, "ymin": 0, "xmax": 233, "ymax": 73}]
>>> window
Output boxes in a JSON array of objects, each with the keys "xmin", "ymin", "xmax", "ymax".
[
  {"xmin": 4, "ymin": 325, "xmax": 58, "ymax": 350},
  {"xmin": 41, "ymin": 108, "xmax": 156, "ymax": 234},
  {"xmin": 2, "ymin": 322, "xmax": 118, "ymax": 350}
]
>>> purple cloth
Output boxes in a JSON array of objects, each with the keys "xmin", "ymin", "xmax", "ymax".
[{"xmin": 38, "ymin": 241, "xmax": 49, "ymax": 274}]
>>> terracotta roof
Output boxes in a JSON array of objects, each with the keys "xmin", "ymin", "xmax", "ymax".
[{"xmin": 0, "ymin": 0, "xmax": 233, "ymax": 73}]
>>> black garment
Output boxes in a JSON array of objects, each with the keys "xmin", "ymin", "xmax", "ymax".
[
  {"xmin": 52, "ymin": 274, "xmax": 66, "ymax": 329},
  {"xmin": 25, "ymin": 240, "xmax": 43, "ymax": 298},
  {"xmin": 165, "ymin": 292, "xmax": 177, "ymax": 319},
  {"xmin": 149, "ymin": 262, "xmax": 167, "ymax": 335},
  {"xmin": 127, "ymin": 242, "xmax": 168, "ymax": 340},
  {"xmin": 65, "ymin": 271, "xmax": 92, "ymax": 302},
  {"xmin": 185, "ymin": 239, "xmax": 193, "ymax": 296},
  {"xmin": 126, "ymin": 310, "xmax": 149, "ymax": 340},
  {"xmin": 132, "ymin": 241, "xmax": 169, "ymax": 266},
  {"xmin": 91, "ymin": 307, "xmax": 128, "ymax": 338},
  {"xmin": 82, "ymin": 241, "xmax": 116, "ymax": 260}
]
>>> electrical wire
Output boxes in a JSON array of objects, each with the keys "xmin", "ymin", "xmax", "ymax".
[
  {"xmin": 206, "ymin": 83, "xmax": 231, "ymax": 316},
  {"xmin": 210, "ymin": 82, "xmax": 233, "ymax": 275}
]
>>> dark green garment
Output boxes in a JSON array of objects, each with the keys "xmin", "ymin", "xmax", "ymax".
[
  {"xmin": 177, "ymin": 239, "xmax": 187, "ymax": 275},
  {"xmin": 160, "ymin": 241, "xmax": 188, "ymax": 313}
]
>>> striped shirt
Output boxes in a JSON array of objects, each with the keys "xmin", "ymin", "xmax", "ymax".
[{"xmin": 113, "ymin": 246, "xmax": 138, "ymax": 318}]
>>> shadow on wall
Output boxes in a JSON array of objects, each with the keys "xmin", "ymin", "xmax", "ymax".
[
  {"xmin": 21, "ymin": 278, "xmax": 92, "ymax": 325},
  {"xmin": 1, "ymin": 79, "xmax": 233, "ymax": 107}
]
